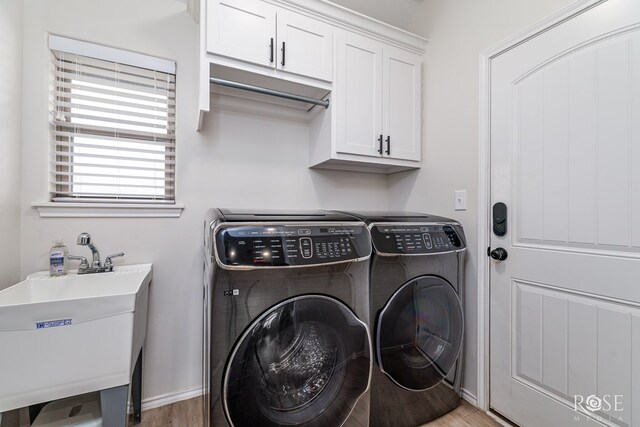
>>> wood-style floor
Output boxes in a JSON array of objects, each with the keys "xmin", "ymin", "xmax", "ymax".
[
  {"xmin": 131, "ymin": 398, "xmax": 501, "ymax": 427},
  {"xmin": 419, "ymin": 401, "xmax": 501, "ymax": 427}
]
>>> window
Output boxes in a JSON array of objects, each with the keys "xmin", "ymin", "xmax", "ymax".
[{"xmin": 49, "ymin": 36, "xmax": 176, "ymax": 203}]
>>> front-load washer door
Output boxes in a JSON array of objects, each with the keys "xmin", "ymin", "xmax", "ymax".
[
  {"xmin": 223, "ymin": 295, "xmax": 371, "ymax": 427},
  {"xmin": 376, "ymin": 275, "xmax": 463, "ymax": 391}
]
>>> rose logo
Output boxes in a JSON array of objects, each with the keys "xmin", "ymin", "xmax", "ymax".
[{"xmin": 585, "ymin": 395, "xmax": 602, "ymax": 412}]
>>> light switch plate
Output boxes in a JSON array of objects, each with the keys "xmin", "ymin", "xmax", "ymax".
[{"xmin": 455, "ymin": 190, "xmax": 467, "ymax": 211}]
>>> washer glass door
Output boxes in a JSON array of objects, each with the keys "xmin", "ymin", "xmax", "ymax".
[
  {"xmin": 224, "ymin": 295, "xmax": 371, "ymax": 426},
  {"xmin": 376, "ymin": 275, "xmax": 463, "ymax": 391}
]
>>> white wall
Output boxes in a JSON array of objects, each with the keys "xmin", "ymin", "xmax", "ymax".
[
  {"xmin": 19, "ymin": 0, "xmax": 389, "ymax": 403},
  {"xmin": 390, "ymin": 0, "xmax": 576, "ymax": 399},
  {"xmin": 16, "ymin": 0, "xmax": 583, "ymax": 408},
  {"xmin": 0, "ymin": 0, "xmax": 22, "ymax": 289}
]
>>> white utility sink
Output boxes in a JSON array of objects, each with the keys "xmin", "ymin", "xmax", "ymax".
[{"xmin": 0, "ymin": 264, "xmax": 152, "ymax": 414}]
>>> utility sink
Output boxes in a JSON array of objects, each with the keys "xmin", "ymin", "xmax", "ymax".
[{"xmin": 0, "ymin": 264, "xmax": 152, "ymax": 414}]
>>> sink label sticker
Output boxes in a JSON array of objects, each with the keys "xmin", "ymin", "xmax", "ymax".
[{"xmin": 35, "ymin": 318, "xmax": 72, "ymax": 329}]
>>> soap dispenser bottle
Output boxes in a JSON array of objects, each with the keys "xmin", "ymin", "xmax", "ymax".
[{"xmin": 50, "ymin": 239, "xmax": 68, "ymax": 276}]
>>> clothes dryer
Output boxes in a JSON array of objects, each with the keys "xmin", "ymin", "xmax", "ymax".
[
  {"xmin": 203, "ymin": 209, "xmax": 373, "ymax": 427},
  {"xmin": 340, "ymin": 211, "xmax": 466, "ymax": 426}
]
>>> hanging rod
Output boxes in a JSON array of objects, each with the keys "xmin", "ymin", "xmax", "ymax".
[{"xmin": 210, "ymin": 77, "xmax": 330, "ymax": 109}]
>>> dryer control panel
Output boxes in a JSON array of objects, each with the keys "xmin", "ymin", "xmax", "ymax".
[
  {"xmin": 214, "ymin": 223, "xmax": 371, "ymax": 268},
  {"xmin": 370, "ymin": 223, "xmax": 465, "ymax": 255}
]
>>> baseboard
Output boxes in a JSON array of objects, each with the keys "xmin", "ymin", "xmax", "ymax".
[
  {"xmin": 137, "ymin": 386, "xmax": 203, "ymax": 412},
  {"xmin": 461, "ymin": 388, "xmax": 478, "ymax": 406}
]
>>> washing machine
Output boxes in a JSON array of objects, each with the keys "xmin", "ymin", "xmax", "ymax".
[
  {"xmin": 340, "ymin": 211, "xmax": 466, "ymax": 427},
  {"xmin": 203, "ymin": 209, "xmax": 373, "ymax": 427}
]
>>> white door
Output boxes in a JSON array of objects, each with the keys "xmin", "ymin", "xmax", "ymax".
[
  {"xmin": 490, "ymin": 0, "xmax": 640, "ymax": 426},
  {"xmin": 276, "ymin": 9, "xmax": 333, "ymax": 82},
  {"xmin": 207, "ymin": 0, "xmax": 276, "ymax": 68},
  {"xmin": 335, "ymin": 32, "xmax": 383, "ymax": 157},
  {"xmin": 383, "ymin": 46, "xmax": 421, "ymax": 161}
]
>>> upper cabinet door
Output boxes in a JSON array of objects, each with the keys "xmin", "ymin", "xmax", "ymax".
[
  {"xmin": 383, "ymin": 46, "xmax": 421, "ymax": 161},
  {"xmin": 207, "ymin": 0, "xmax": 276, "ymax": 68},
  {"xmin": 276, "ymin": 10, "xmax": 333, "ymax": 82},
  {"xmin": 335, "ymin": 32, "xmax": 383, "ymax": 157}
]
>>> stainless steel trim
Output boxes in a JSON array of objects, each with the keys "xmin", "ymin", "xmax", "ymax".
[
  {"xmin": 367, "ymin": 222, "xmax": 467, "ymax": 257},
  {"xmin": 211, "ymin": 221, "xmax": 372, "ymax": 270},
  {"xmin": 221, "ymin": 294, "xmax": 373, "ymax": 427},
  {"xmin": 210, "ymin": 77, "xmax": 330, "ymax": 109},
  {"xmin": 375, "ymin": 275, "xmax": 464, "ymax": 392},
  {"xmin": 367, "ymin": 221, "xmax": 462, "ymax": 228},
  {"xmin": 373, "ymin": 248, "xmax": 467, "ymax": 257}
]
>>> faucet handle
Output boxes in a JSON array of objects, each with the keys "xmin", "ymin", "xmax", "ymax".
[
  {"xmin": 104, "ymin": 252, "xmax": 125, "ymax": 270},
  {"xmin": 69, "ymin": 255, "xmax": 89, "ymax": 269}
]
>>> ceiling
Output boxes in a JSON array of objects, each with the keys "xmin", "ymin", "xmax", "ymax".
[{"xmin": 328, "ymin": 0, "xmax": 425, "ymax": 30}]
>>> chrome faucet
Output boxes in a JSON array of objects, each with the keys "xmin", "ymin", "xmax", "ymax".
[
  {"xmin": 70, "ymin": 232, "xmax": 124, "ymax": 274},
  {"xmin": 77, "ymin": 232, "xmax": 101, "ymax": 268}
]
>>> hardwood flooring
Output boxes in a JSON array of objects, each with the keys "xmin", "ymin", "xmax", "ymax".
[
  {"xmin": 131, "ymin": 397, "xmax": 501, "ymax": 427},
  {"xmin": 130, "ymin": 396, "xmax": 200, "ymax": 426},
  {"xmin": 419, "ymin": 401, "xmax": 502, "ymax": 427}
]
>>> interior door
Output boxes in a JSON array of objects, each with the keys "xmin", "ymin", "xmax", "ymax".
[
  {"xmin": 490, "ymin": 1, "xmax": 640, "ymax": 426},
  {"xmin": 335, "ymin": 31, "xmax": 383, "ymax": 157},
  {"xmin": 207, "ymin": 0, "xmax": 276, "ymax": 68},
  {"xmin": 382, "ymin": 46, "xmax": 421, "ymax": 161}
]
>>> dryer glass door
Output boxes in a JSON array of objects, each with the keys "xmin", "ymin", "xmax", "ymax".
[
  {"xmin": 376, "ymin": 275, "xmax": 463, "ymax": 391},
  {"xmin": 223, "ymin": 295, "xmax": 371, "ymax": 426}
]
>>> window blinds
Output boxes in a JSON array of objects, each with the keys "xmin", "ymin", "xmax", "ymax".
[{"xmin": 50, "ymin": 46, "xmax": 176, "ymax": 203}]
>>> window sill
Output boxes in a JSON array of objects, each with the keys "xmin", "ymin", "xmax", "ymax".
[{"xmin": 33, "ymin": 202, "xmax": 184, "ymax": 218}]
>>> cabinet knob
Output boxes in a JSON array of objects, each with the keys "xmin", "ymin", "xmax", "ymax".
[
  {"xmin": 385, "ymin": 136, "xmax": 391, "ymax": 155},
  {"xmin": 378, "ymin": 135, "xmax": 383, "ymax": 154}
]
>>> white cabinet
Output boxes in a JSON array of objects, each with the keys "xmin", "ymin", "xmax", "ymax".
[
  {"xmin": 277, "ymin": 9, "xmax": 333, "ymax": 82},
  {"xmin": 198, "ymin": 0, "xmax": 427, "ymax": 173},
  {"xmin": 207, "ymin": 0, "xmax": 333, "ymax": 82},
  {"xmin": 383, "ymin": 46, "xmax": 421, "ymax": 161},
  {"xmin": 335, "ymin": 32, "xmax": 383, "ymax": 158},
  {"xmin": 207, "ymin": 0, "xmax": 275, "ymax": 68},
  {"xmin": 332, "ymin": 31, "xmax": 422, "ymax": 165}
]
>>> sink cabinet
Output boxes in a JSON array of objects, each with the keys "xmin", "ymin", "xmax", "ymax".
[{"xmin": 0, "ymin": 264, "xmax": 152, "ymax": 425}]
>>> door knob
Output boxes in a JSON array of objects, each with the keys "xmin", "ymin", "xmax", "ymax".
[{"xmin": 490, "ymin": 247, "xmax": 508, "ymax": 261}]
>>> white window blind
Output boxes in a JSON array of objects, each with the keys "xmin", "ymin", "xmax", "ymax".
[{"xmin": 50, "ymin": 41, "xmax": 176, "ymax": 203}]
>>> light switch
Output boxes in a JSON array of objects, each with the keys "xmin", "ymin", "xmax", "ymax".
[{"xmin": 454, "ymin": 190, "xmax": 467, "ymax": 211}]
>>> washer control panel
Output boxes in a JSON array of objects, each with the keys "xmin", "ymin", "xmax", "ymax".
[
  {"xmin": 370, "ymin": 223, "xmax": 465, "ymax": 255},
  {"xmin": 215, "ymin": 223, "xmax": 371, "ymax": 268}
]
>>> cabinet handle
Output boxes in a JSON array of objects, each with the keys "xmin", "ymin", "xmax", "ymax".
[
  {"xmin": 269, "ymin": 38, "xmax": 274, "ymax": 63},
  {"xmin": 378, "ymin": 134, "xmax": 383, "ymax": 154},
  {"xmin": 385, "ymin": 135, "xmax": 391, "ymax": 155},
  {"xmin": 281, "ymin": 42, "xmax": 286, "ymax": 67}
]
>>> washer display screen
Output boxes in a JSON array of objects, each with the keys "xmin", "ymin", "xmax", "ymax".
[
  {"xmin": 370, "ymin": 224, "xmax": 463, "ymax": 255},
  {"xmin": 215, "ymin": 224, "xmax": 371, "ymax": 267}
]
